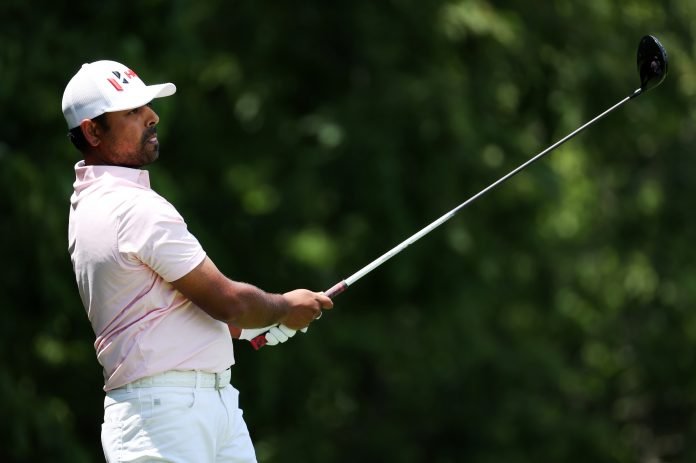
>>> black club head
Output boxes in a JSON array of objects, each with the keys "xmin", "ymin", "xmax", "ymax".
[{"xmin": 637, "ymin": 35, "xmax": 668, "ymax": 92}]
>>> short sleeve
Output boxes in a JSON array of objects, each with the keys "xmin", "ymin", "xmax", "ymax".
[{"xmin": 117, "ymin": 192, "xmax": 207, "ymax": 282}]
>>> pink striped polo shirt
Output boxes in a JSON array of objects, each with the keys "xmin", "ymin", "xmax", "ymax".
[{"xmin": 68, "ymin": 161, "xmax": 234, "ymax": 391}]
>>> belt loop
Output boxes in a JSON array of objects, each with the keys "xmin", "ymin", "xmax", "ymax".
[
  {"xmin": 126, "ymin": 383, "xmax": 133, "ymax": 393},
  {"xmin": 190, "ymin": 371, "xmax": 200, "ymax": 408}
]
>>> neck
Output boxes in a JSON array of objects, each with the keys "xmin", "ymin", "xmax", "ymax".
[
  {"xmin": 83, "ymin": 149, "xmax": 111, "ymax": 166},
  {"xmin": 83, "ymin": 151, "xmax": 144, "ymax": 169}
]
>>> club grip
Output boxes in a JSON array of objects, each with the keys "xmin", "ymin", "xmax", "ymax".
[
  {"xmin": 251, "ymin": 280, "xmax": 348, "ymax": 350},
  {"xmin": 250, "ymin": 334, "xmax": 268, "ymax": 350},
  {"xmin": 324, "ymin": 280, "xmax": 347, "ymax": 299}
]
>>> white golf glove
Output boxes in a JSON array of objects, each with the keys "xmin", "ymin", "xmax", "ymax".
[{"xmin": 239, "ymin": 325, "xmax": 307, "ymax": 346}]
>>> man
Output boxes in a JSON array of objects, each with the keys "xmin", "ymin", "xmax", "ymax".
[{"xmin": 63, "ymin": 60, "xmax": 333, "ymax": 462}]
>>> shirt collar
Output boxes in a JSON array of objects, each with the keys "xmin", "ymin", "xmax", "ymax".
[{"xmin": 74, "ymin": 160, "xmax": 151, "ymax": 188}]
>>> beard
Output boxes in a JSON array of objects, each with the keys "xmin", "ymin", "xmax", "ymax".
[{"xmin": 131, "ymin": 127, "xmax": 160, "ymax": 167}]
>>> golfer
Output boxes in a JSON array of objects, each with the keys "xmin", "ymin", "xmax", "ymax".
[{"xmin": 63, "ymin": 60, "xmax": 333, "ymax": 462}]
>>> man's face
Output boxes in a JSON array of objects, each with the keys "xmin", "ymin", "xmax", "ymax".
[{"xmin": 98, "ymin": 103, "xmax": 161, "ymax": 168}]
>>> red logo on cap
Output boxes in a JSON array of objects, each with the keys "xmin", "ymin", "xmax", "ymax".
[
  {"xmin": 107, "ymin": 78, "xmax": 124, "ymax": 91},
  {"xmin": 106, "ymin": 69, "xmax": 138, "ymax": 91}
]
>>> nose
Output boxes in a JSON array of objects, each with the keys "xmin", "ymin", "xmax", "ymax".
[{"xmin": 145, "ymin": 105, "xmax": 159, "ymax": 127}]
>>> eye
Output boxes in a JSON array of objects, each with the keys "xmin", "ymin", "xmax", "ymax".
[{"xmin": 128, "ymin": 103, "xmax": 152, "ymax": 115}]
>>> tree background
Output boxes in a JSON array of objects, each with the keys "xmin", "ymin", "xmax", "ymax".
[{"xmin": 2, "ymin": 1, "xmax": 696, "ymax": 462}]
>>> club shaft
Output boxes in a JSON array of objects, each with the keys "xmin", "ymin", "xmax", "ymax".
[{"xmin": 325, "ymin": 88, "xmax": 643, "ymax": 299}]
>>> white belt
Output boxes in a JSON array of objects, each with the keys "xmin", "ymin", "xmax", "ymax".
[{"xmin": 125, "ymin": 368, "xmax": 231, "ymax": 390}]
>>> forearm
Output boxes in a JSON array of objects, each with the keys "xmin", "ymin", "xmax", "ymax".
[
  {"xmin": 172, "ymin": 257, "xmax": 329, "ymax": 331},
  {"xmin": 221, "ymin": 280, "xmax": 291, "ymax": 328},
  {"xmin": 171, "ymin": 257, "xmax": 289, "ymax": 327}
]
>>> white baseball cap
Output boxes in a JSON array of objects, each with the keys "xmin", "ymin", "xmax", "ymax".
[{"xmin": 62, "ymin": 60, "xmax": 176, "ymax": 129}]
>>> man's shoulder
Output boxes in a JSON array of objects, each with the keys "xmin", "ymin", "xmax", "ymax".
[{"xmin": 118, "ymin": 188, "xmax": 182, "ymax": 223}]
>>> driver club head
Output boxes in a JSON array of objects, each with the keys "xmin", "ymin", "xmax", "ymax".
[{"xmin": 637, "ymin": 35, "xmax": 668, "ymax": 92}]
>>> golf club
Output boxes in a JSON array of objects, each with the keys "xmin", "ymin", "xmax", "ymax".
[{"xmin": 251, "ymin": 35, "xmax": 668, "ymax": 350}]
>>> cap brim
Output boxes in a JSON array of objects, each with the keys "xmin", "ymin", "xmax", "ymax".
[{"xmin": 107, "ymin": 82, "xmax": 176, "ymax": 113}]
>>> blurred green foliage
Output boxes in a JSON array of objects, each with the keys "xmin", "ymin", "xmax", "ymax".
[{"xmin": 2, "ymin": 0, "xmax": 696, "ymax": 462}]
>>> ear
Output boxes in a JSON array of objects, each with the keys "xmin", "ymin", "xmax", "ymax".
[{"xmin": 79, "ymin": 119, "xmax": 102, "ymax": 147}]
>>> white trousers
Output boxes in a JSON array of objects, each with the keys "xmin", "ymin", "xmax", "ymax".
[{"xmin": 101, "ymin": 376, "xmax": 256, "ymax": 462}]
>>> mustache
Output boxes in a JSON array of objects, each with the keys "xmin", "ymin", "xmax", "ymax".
[{"xmin": 141, "ymin": 127, "xmax": 157, "ymax": 143}]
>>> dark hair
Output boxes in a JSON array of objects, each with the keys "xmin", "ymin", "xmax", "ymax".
[{"xmin": 67, "ymin": 113, "xmax": 110, "ymax": 152}]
